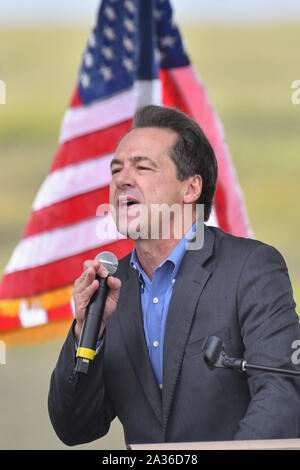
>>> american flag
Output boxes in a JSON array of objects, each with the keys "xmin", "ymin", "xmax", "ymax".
[{"xmin": 0, "ymin": 0, "xmax": 252, "ymax": 346}]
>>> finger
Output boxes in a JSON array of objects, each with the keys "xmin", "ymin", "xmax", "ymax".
[
  {"xmin": 106, "ymin": 276, "xmax": 121, "ymax": 295},
  {"xmin": 96, "ymin": 265, "xmax": 109, "ymax": 278},
  {"xmin": 75, "ymin": 266, "xmax": 97, "ymax": 292},
  {"xmin": 84, "ymin": 259, "xmax": 109, "ymax": 279},
  {"xmin": 83, "ymin": 259, "xmax": 94, "ymax": 271},
  {"xmin": 84, "ymin": 277, "xmax": 99, "ymax": 299},
  {"xmin": 74, "ymin": 278, "xmax": 99, "ymax": 319},
  {"xmin": 83, "ymin": 259, "xmax": 100, "ymax": 271}
]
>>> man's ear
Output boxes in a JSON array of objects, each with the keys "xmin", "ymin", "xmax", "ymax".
[{"xmin": 183, "ymin": 175, "xmax": 202, "ymax": 204}]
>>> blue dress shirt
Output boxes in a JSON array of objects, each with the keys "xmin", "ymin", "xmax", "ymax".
[{"xmin": 130, "ymin": 230, "xmax": 193, "ymax": 389}]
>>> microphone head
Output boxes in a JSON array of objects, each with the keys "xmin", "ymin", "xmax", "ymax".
[
  {"xmin": 95, "ymin": 251, "xmax": 119, "ymax": 275},
  {"xmin": 202, "ymin": 336, "xmax": 226, "ymax": 369}
]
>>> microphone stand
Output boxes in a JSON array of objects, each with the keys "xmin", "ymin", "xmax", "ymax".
[
  {"xmin": 222, "ymin": 356, "xmax": 300, "ymax": 377},
  {"xmin": 202, "ymin": 335, "xmax": 300, "ymax": 378}
]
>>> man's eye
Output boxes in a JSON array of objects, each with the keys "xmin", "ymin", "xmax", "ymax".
[
  {"xmin": 111, "ymin": 168, "xmax": 121, "ymax": 175},
  {"xmin": 137, "ymin": 166, "xmax": 151, "ymax": 171}
]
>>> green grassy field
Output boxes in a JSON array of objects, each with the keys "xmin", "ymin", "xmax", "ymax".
[{"xmin": 0, "ymin": 24, "xmax": 299, "ymax": 449}]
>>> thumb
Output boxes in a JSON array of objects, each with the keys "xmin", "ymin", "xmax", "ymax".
[{"xmin": 107, "ymin": 276, "xmax": 121, "ymax": 300}]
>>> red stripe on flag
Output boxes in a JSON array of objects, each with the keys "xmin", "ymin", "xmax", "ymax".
[
  {"xmin": 47, "ymin": 303, "xmax": 73, "ymax": 322},
  {"xmin": 50, "ymin": 120, "xmax": 132, "ymax": 172},
  {"xmin": 0, "ymin": 315, "xmax": 21, "ymax": 331},
  {"xmin": 160, "ymin": 66, "xmax": 252, "ymax": 238},
  {"xmin": 0, "ymin": 239, "xmax": 134, "ymax": 299},
  {"xmin": 23, "ymin": 187, "xmax": 110, "ymax": 238},
  {"xmin": 69, "ymin": 85, "xmax": 82, "ymax": 108},
  {"xmin": 214, "ymin": 181, "xmax": 230, "ymax": 233},
  {"xmin": 159, "ymin": 68, "xmax": 189, "ymax": 114}
]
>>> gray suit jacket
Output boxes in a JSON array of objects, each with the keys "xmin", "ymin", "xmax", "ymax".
[{"xmin": 48, "ymin": 226, "xmax": 300, "ymax": 446}]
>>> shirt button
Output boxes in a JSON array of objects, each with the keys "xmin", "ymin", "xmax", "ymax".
[
  {"xmin": 153, "ymin": 341, "xmax": 159, "ymax": 347},
  {"xmin": 172, "ymin": 278, "xmax": 176, "ymax": 284},
  {"xmin": 153, "ymin": 297, "xmax": 159, "ymax": 304}
]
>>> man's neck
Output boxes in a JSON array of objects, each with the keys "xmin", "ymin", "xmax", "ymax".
[
  {"xmin": 133, "ymin": 217, "xmax": 197, "ymax": 280},
  {"xmin": 134, "ymin": 238, "xmax": 181, "ymax": 281}
]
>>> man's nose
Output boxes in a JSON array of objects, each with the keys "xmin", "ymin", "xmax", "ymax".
[{"xmin": 114, "ymin": 166, "xmax": 135, "ymax": 188}]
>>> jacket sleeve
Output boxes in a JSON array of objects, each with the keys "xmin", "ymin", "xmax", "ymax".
[
  {"xmin": 48, "ymin": 321, "xmax": 116, "ymax": 446},
  {"xmin": 234, "ymin": 243, "xmax": 300, "ymax": 439}
]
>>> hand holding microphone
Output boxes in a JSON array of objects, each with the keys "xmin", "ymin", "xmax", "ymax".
[{"xmin": 73, "ymin": 252, "xmax": 120, "ymax": 374}]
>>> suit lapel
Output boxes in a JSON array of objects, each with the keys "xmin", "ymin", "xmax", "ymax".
[
  {"xmin": 162, "ymin": 226, "xmax": 215, "ymax": 429},
  {"xmin": 117, "ymin": 266, "xmax": 163, "ymax": 424}
]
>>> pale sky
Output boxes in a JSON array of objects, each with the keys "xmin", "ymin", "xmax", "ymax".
[{"xmin": 1, "ymin": 0, "xmax": 300, "ymax": 26}]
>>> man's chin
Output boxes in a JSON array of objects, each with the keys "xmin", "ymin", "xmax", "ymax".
[
  {"xmin": 114, "ymin": 206, "xmax": 149, "ymax": 240},
  {"xmin": 115, "ymin": 221, "xmax": 149, "ymax": 241}
]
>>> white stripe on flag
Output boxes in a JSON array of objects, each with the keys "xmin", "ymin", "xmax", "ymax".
[
  {"xmin": 6, "ymin": 212, "xmax": 218, "ymax": 275},
  {"xmin": 4, "ymin": 215, "xmax": 123, "ymax": 273},
  {"xmin": 206, "ymin": 207, "xmax": 218, "ymax": 228},
  {"xmin": 33, "ymin": 153, "xmax": 113, "ymax": 211},
  {"xmin": 59, "ymin": 80, "xmax": 161, "ymax": 144},
  {"xmin": 132, "ymin": 79, "xmax": 162, "ymax": 108}
]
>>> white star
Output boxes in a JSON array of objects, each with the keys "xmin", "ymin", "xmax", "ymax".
[
  {"xmin": 124, "ymin": 0, "xmax": 135, "ymax": 14},
  {"xmin": 88, "ymin": 32, "xmax": 96, "ymax": 48},
  {"xmin": 124, "ymin": 18, "xmax": 135, "ymax": 33},
  {"xmin": 123, "ymin": 57, "xmax": 135, "ymax": 73},
  {"xmin": 100, "ymin": 65, "xmax": 114, "ymax": 81},
  {"xmin": 84, "ymin": 52, "xmax": 93, "ymax": 67},
  {"xmin": 155, "ymin": 48, "xmax": 165, "ymax": 63},
  {"xmin": 104, "ymin": 6, "xmax": 116, "ymax": 21},
  {"xmin": 160, "ymin": 35, "xmax": 176, "ymax": 48},
  {"xmin": 101, "ymin": 46, "xmax": 114, "ymax": 60},
  {"xmin": 103, "ymin": 26, "xmax": 116, "ymax": 41},
  {"xmin": 153, "ymin": 8, "xmax": 163, "ymax": 20},
  {"xmin": 80, "ymin": 73, "xmax": 90, "ymax": 88},
  {"xmin": 123, "ymin": 37, "xmax": 134, "ymax": 53}
]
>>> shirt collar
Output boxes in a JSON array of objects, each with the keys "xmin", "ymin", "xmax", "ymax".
[{"xmin": 130, "ymin": 221, "xmax": 197, "ymax": 283}]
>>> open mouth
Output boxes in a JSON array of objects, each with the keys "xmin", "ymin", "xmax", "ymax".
[{"xmin": 118, "ymin": 197, "xmax": 139, "ymax": 208}]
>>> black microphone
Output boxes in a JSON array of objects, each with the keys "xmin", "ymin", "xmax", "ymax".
[
  {"xmin": 75, "ymin": 251, "xmax": 118, "ymax": 375},
  {"xmin": 202, "ymin": 335, "xmax": 300, "ymax": 378}
]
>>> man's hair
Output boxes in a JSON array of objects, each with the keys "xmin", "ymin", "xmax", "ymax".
[{"xmin": 132, "ymin": 104, "xmax": 218, "ymax": 222}]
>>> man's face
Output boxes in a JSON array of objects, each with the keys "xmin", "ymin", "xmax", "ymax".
[{"xmin": 109, "ymin": 127, "xmax": 189, "ymax": 240}]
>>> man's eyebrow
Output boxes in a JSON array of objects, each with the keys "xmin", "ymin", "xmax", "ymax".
[
  {"xmin": 110, "ymin": 156, "xmax": 158, "ymax": 168},
  {"xmin": 110, "ymin": 158, "xmax": 122, "ymax": 168},
  {"xmin": 131, "ymin": 156, "xmax": 158, "ymax": 167}
]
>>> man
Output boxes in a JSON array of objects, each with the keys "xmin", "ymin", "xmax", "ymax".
[{"xmin": 48, "ymin": 105, "xmax": 300, "ymax": 447}]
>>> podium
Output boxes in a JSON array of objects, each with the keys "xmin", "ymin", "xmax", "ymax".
[{"xmin": 129, "ymin": 439, "xmax": 300, "ymax": 450}]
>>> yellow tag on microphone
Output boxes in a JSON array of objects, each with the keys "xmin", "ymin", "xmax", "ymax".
[{"xmin": 76, "ymin": 347, "xmax": 95, "ymax": 361}]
